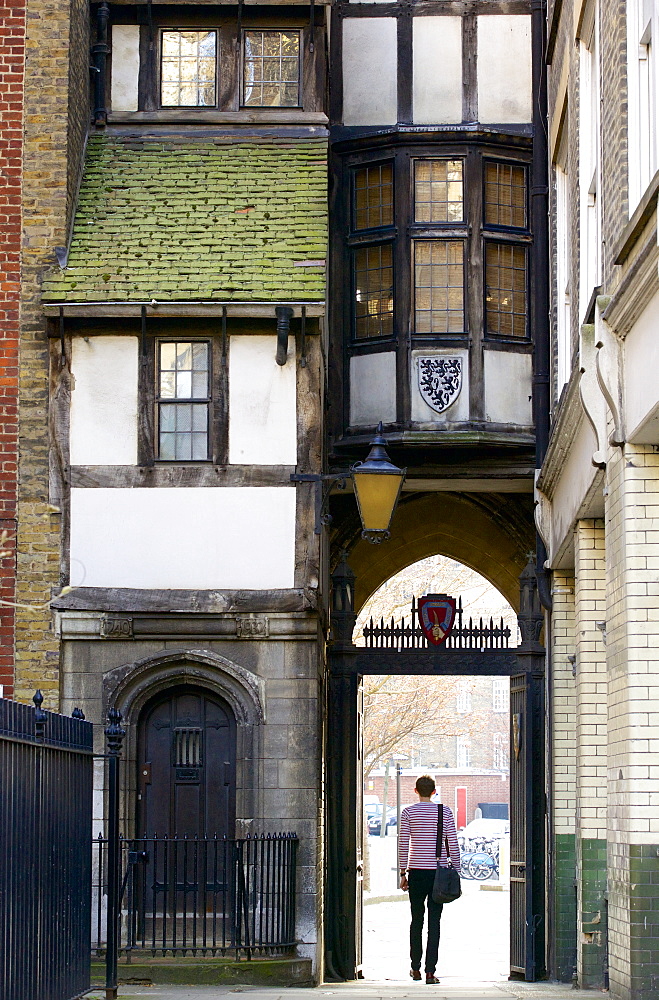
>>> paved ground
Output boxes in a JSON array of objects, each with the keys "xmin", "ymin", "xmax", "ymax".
[
  {"xmin": 87, "ymin": 983, "xmax": 601, "ymax": 1000},
  {"xmin": 363, "ymin": 835, "xmax": 509, "ymax": 983}
]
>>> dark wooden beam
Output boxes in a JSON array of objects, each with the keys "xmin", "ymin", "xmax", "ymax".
[{"xmin": 330, "ymin": 648, "xmax": 519, "ymax": 675}]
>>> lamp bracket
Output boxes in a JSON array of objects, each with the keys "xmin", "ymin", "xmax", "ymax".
[{"xmin": 290, "ymin": 472, "xmax": 348, "ymax": 534}]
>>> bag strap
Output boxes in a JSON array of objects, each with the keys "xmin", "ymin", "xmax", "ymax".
[{"xmin": 436, "ymin": 804, "xmax": 451, "ymax": 866}]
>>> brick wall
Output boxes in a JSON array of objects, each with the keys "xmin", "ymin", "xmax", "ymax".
[
  {"xmin": 551, "ymin": 573, "xmax": 577, "ymax": 981},
  {"xmin": 15, "ymin": 0, "xmax": 90, "ymax": 707},
  {"xmin": 0, "ymin": 3, "xmax": 26, "ymax": 698},
  {"xmin": 366, "ymin": 771, "xmax": 509, "ymax": 823}
]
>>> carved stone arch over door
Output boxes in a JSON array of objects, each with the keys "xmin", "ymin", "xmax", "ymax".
[{"xmin": 102, "ymin": 648, "xmax": 265, "ymax": 835}]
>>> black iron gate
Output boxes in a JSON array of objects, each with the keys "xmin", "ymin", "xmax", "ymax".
[
  {"xmin": 326, "ymin": 556, "xmax": 546, "ymax": 982},
  {"xmin": 0, "ymin": 692, "xmax": 94, "ymax": 1000}
]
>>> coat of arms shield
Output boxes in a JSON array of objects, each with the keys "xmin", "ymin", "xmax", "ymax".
[
  {"xmin": 417, "ymin": 594, "xmax": 457, "ymax": 647},
  {"xmin": 417, "ymin": 356, "xmax": 463, "ymax": 414}
]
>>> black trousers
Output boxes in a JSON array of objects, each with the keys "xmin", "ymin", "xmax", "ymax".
[{"xmin": 408, "ymin": 869, "xmax": 444, "ymax": 975}]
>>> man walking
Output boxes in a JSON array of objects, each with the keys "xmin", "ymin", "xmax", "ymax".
[{"xmin": 398, "ymin": 775, "xmax": 461, "ymax": 984}]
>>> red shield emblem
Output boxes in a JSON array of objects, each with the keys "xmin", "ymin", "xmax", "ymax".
[{"xmin": 418, "ymin": 594, "xmax": 456, "ymax": 646}]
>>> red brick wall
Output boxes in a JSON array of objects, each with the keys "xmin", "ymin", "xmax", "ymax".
[
  {"xmin": 366, "ymin": 772, "xmax": 509, "ymax": 827},
  {"xmin": 0, "ymin": 4, "xmax": 24, "ymax": 698}
]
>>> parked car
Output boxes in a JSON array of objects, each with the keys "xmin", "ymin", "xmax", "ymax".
[
  {"xmin": 367, "ymin": 805, "xmax": 397, "ymax": 836},
  {"xmin": 458, "ymin": 818, "xmax": 509, "ymax": 849}
]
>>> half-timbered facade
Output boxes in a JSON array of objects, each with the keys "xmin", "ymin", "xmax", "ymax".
[{"xmin": 11, "ymin": 0, "xmax": 659, "ymax": 993}]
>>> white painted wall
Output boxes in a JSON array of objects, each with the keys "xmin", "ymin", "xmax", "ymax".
[
  {"xmin": 483, "ymin": 350, "xmax": 533, "ymax": 425},
  {"xmin": 350, "ymin": 352, "xmax": 397, "ymax": 427},
  {"xmin": 410, "ymin": 349, "xmax": 470, "ymax": 423},
  {"xmin": 413, "ymin": 17, "xmax": 462, "ymax": 125},
  {"xmin": 70, "ymin": 487, "xmax": 296, "ymax": 590},
  {"xmin": 343, "ymin": 19, "xmax": 397, "ymax": 126},
  {"xmin": 229, "ymin": 335, "xmax": 297, "ymax": 465},
  {"xmin": 625, "ymin": 288, "xmax": 659, "ymax": 443},
  {"xmin": 111, "ymin": 25, "xmax": 140, "ymax": 112},
  {"xmin": 549, "ymin": 417, "xmax": 600, "ymax": 561},
  {"xmin": 477, "ymin": 16, "xmax": 532, "ymax": 124},
  {"xmin": 70, "ymin": 336, "xmax": 139, "ymax": 466}
]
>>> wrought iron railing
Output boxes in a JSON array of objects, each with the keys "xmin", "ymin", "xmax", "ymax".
[
  {"xmin": 93, "ymin": 832, "xmax": 298, "ymax": 959},
  {"xmin": 0, "ymin": 693, "xmax": 93, "ymax": 1000},
  {"xmin": 359, "ymin": 595, "xmax": 515, "ymax": 650}
]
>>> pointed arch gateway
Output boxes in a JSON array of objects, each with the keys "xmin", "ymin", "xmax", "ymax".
[{"xmin": 325, "ymin": 506, "xmax": 546, "ymax": 984}]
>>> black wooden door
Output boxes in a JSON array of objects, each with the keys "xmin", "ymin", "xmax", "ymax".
[{"xmin": 138, "ymin": 687, "xmax": 236, "ymax": 837}]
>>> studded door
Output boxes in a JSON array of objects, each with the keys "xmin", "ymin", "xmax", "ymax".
[{"xmin": 137, "ymin": 687, "xmax": 236, "ymax": 837}]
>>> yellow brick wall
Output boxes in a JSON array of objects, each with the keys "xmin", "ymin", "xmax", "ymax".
[
  {"xmin": 15, "ymin": 0, "xmax": 89, "ymax": 707},
  {"xmin": 551, "ymin": 572, "xmax": 576, "ymax": 835},
  {"xmin": 574, "ymin": 520, "xmax": 607, "ymax": 841}
]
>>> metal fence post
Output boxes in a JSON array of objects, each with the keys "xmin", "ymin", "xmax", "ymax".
[{"xmin": 105, "ymin": 706, "xmax": 125, "ymax": 1000}]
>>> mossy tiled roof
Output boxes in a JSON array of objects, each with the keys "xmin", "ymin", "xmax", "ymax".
[{"xmin": 43, "ymin": 134, "xmax": 328, "ymax": 303}]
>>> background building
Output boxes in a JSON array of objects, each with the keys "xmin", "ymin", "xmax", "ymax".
[{"xmin": 538, "ymin": 0, "xmax": 659, "ymax": 995}]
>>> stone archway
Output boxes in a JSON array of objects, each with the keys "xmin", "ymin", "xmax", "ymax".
[
  {"xmin": 333, "ymin": 491, "xmax": 534, "ymax": 612},
  {"xmin": 102, "ymin": 649, "xmax": 265, "ymax": 836}
]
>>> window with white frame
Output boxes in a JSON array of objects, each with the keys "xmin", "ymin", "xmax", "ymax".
[
  {"xmin": 456, "ymin": 680, "xmax": 472, "ymax": 713},
  {"xmin": 578, "ymin": 2, "xmax": 601, "ymax": 322},
  {"xmin": 457, "ymin": 738, "xmax": 471, "ymax": 768},
  {"xmin": 492, "ymin": 677, "xmax": 509, "ymax": 712},
  {"xmin": 628, "ymin": 0, "xmax": 658, "ymax": 211},
  {"xmin": 554, "ymin": 132, "xmax": 572, "ymax": 394},
  {"xmin": 492, "ymin": 733, "xmax": 508, "ymax": 770}
]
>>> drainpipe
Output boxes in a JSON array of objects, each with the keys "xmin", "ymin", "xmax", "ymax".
[
  {"xmin": 275, "ymin": 306, "xmax": 294, "ymax": 365},
  {"xmin": 93, "ymin": 2, "xmax": 110, "ymax": 127}
]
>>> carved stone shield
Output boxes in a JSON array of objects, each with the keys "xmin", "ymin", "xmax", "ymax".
[
  {"xmin": 417, "ymin": 356, "xmax": 463, "ymax": 413},
  {"xmin": 418, "ymin": 594, "xmax": 457, "ymax": 647}
]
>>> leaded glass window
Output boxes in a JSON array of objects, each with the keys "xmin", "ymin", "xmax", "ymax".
[
  {"xmin": 243, "ymin": 31, "xmax": 301, "ymax": 107},
  {"xmin": 354, "ymin": 163, "xmax": 394, "ymax": 231},
  {"xmin": 354, "ymin": 245, "xmax": 394, "ymax": 339},
  {"xmin": 485, "ymin": 242, "xmax": 527, "ymax": 338},
  {"xmin": 484, "ymin": 161, "xmax": 526, "ymax": 229},
  {"xmin": 414, "ymin": 160, "xmax": 463, "ymax": 223},
  {"xmin": 414, "ymin": 240, "xmax": 464, "ymax": 334},
  {"xmin": 157, "ymin": 341, "xmax": 210, "ymax": 461},
  {"xmin": 161, "ymin": 31, "xmax": 217, "ymax": 107}
]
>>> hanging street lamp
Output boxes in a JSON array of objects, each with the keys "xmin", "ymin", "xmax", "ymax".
[{"xmin": 290, "ymin": 422, "xmax": 406, "ymax": 544}]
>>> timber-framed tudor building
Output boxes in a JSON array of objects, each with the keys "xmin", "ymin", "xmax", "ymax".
[{"xmin": 4, "ymin": 0, "xmax": 659, "ymax": 997}]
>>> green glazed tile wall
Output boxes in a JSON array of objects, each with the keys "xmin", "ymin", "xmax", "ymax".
[
  {"xmin": 554, "ymin": 833, "xmax": 577, "ymax": 981},
  {"xmin": 579, "ymin": 837, "xmax": 607, "ymax": 989},
  {"xmin": 608, "ymin": 843, "xmax": 659, "ymax": 1000},
  {"xmin": 43, "ymin": 134, "xmax": 328, "ymax": 303}
]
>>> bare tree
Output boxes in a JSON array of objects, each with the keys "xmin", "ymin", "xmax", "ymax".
[{"xmin": 363, "ymin": 674, "xmax": 488, "ymax": 780}]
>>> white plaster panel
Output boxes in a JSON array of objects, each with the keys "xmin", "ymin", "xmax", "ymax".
[
  {"xmin": 413, "ymin": 17, "xmax": 462, "ymax": 125},
  {"xmin": 550, "ymin": 418, "xmax": 600, "ymax": 561},
  {"xmin": 70, "ymin": 336, "xmax": 138, "ymax": 466},
  {"xmin": 410, "ymin": 349, "xmax": 470, "ymax": 423},
  {"xmin": 625, "ymin": 288, "xmax": 659, "ymax": 443},
  {"xmin": 343, "ymin": 19, "xmax": 397, "ymax": 126},
  {"xmin": 229, "ymin": 335, "xmax": 297, "ymax": 465},
  {"xmin": 349, "ymin": 352, "xmax": 397, "ymax": 427},
  {"xmin": 483, "ymin": 350, "xmax": 533, "ymax": 425},
  {"xmin": 477, "ymin": 16, "xmax": 532, "ymax": 124},
  {"xmin": 70, "ymin": 488, "xmax": 296, "ymax": 590},
  {"xmin": 111, "ymin": 25, "xmax": 140, "ymax": 112}
]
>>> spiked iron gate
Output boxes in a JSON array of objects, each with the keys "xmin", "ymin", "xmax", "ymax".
[
  {"xmin": 0, "ymin": 693, "xmax": 94, "ymax": 1000},
  {"xmin": 326, "ymin": 557, "xmax": 546, "ymax": 983}
]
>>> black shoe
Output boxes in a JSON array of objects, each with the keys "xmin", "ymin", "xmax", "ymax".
[
  {"xmin": 410, "ymin": 969, "xmax": 422, "ymax": 981},
  {"xmin": 425, "ymin": 975, "xmax": 440, "ymax": 984}
]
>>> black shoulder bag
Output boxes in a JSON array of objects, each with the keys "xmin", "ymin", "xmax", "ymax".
[{"xmin": 431, "ymin": 805, "xmax": 462, "ymax": 904}]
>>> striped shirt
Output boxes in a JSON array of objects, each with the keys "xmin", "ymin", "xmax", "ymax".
[{"xmin": 398, "ymin": 802, "xmax": 461, "ymax": 871}]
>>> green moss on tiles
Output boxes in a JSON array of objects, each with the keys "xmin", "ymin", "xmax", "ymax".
[{"xmin": 43, "ymin": 134, "xmax": 328, "ymax": 304}]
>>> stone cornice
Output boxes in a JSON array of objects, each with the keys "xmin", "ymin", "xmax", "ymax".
[{"xmin": 536, "ymin": 364, "xmax": 583, "ymax": 499}]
